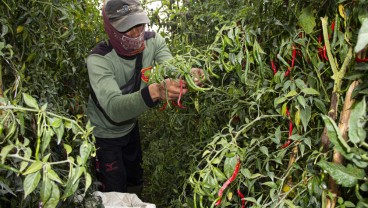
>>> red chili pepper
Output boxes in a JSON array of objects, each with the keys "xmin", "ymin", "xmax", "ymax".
[
  {"xmin": 160, "ymin": 101, "xmax": 183, "ymax": 111},
  {"xmin": 288, "ymin": 120, "xmax": 293, "ymax": 137},
  {"xmin": 355, "ymin": 57, "xmax": 368, "ymax": 63},
  {"xmin": 177, "ymin": 79, "xmax": 186, "ymax": 109},
  {"xmin": 237, "ymin": 190, "xmax": 246, "ymax": 208},
  {"xmin": 331, "ymin": 21, "xmax": 335, "ymax": 31},
  {"xmin": 281, "ymin": 108, "xmax": 293, "ymax": 149},
  {"xmin": 318, "ymin": 33, "xmax": 323, "ymax": 43},
  {"xmin": 323, "ymin": 45, "xmax": 328, "ymax": 61},
  {"xmin": 291, "ymin": 46, "xmax": 297, "ymax": 68},
  {"xmin": 286, "ymin": 108, "xmax": 290, "ymax": 117},
  {"xmin": 299, "ymin": 31, "xmax": 304, "ymax": 38},
  {"xmin": 284, "ymin": 46, "xmax": 297, "ymax": 77},
  {"xmin": 281, "ymin": 139, "xmax": 291, "ymax": 149},
  {"xmin": 159, "ymin": 102, "xmax": 168, "ymax": 111},
  {"xmin": 271, "ymin": 60, "xmax": 277, "ymax": 75},
  {"xmin": 215, "ymin": 157, "xmax": 241, "ymax": 206},
  {"xmin": 141, "ymin": 66, "xmax": 152, "ymax": 83}
]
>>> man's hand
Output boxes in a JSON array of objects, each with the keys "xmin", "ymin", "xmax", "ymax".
[
  {"xmin": 148, "ymin": 68, "xmax": 204, "ymax": 102},
  {"xmin": 190, "ymin": 68, "xmax": 205, "ymax": 86},
  {"xmin": 148, "ymin": 78, "xmax": 188, "ymax": 102}
]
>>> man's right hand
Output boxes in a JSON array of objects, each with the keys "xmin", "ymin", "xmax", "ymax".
[{"xmin": 148, "ymin": 78, "xmax": 188, "ymax": 102}]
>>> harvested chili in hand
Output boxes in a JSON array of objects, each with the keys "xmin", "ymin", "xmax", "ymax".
[
  {"xmin": 159, "ymin": 102, "xmax": 168, "ymax": 111},
  {"xmin": 215, "ymin": 157, "xmax": 241, "ymax": 206},
  {"xmin": 355, "ymin": 57, "xmax": 368, "ymax": 63},
  {"xmin": 141, "ymin": 66, "xmax": 152, "ymax": 83},
  {"xmin": 177, "ymin": 79, "xmax": 186, "ymax": 108}
]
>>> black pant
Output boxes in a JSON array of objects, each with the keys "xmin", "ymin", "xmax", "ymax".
[{"xmin": 95, "ymin": 123, "xmax": 143, "ymax": 192}]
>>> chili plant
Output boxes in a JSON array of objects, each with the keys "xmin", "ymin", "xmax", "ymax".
[{"xmin": 0, "ymin": 93, "xmax": 96, "ymax": 207}]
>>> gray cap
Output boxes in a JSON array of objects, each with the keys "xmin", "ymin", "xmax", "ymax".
[{"xmin": 104, "ymin": 0, "xmax": 150, "ymax": 32}]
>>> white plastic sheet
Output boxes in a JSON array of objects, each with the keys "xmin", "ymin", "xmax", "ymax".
[{"xmin": 75, "ymin": 191, "xmax": 156, "ymax": 208}]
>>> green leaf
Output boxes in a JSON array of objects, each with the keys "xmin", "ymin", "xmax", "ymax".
[
  {"xmin": 303, "ymin": 137, "xmax": 312, "ymax": 149},
  {"xmin": 211, "ymin": 157, "xmax": 221, "ymax": 164},
  {"xmin": 41, "ymin": 177, "xmax": 52, "ymax": 204},
  {"xmin": 354, "ymin": 18, "xmax": 368, "ymax": 53},
  {"xmin": 53, "ymin": 122, "xmax": 65, "ymax": 144},
  {"xmin": 19, "ymin": 161, "xmax": 29, "ymax": 173},
  {"xmin": 274, "ymin": 97, "xmax": 287, "ymax": 107},
  {"xmin": 297, "ymin": 96, "xmax": 306, "ymax": 109},
  {"xmin": 301, "ymin": 88, "xmax": 320, "ymax": 95},
  {"xmin": 22, "ymin": 93, "xmax": 39, "ymax": 110},
  {"xmin": 23, "ymin": 171, "xmax": 41, "ymax": 197},
  {"xmin": 48, "ymin": 168, "xmax": 63, "ymax": 185},
  {"xmin": 49, "ymin": 117, "xmax": 62, "ymax": 128},
  {"xmin": 202, "ymin": 150, "xmax": 211, "ymax": 157},
  {"xmin": 41, "ymin": 128, "xmax": 54, "ymax": 154},
  {"xmin": 295, "ymin": 79, "xmax": 307, "ymax": 90},
  {"xmin": 321, "ymin": 115, "xmax": 351, "ymax": 153},
  {"xmin": 62, "ymin": 178, "xmax": 80, "ymax": 200},
  {"xmin": 72, "ymin": 166, "xmax": 85, "ymax": 185},
  {"xmin": 262, "ymin": 181, "xmax": 277, "ymax": 189},
  {"xmin": 260, "ymin": 146, "xmax": 269, "ymax": 157},
  {"xmin": 212, "ymin": 167, "xmax": 227, "ymax": 182},
  {"xmin": 84, "ymin": 172, "xmax": 92, "ymax": 193},
  {"xmin": 300, "ymin": 106, "xmax": 311, "ymax": 132},
  {"xmin": 272, "ymin": 126, "xmax": 281, "ymax": 144},
  {"xmin": 224, "ymin": 156, "xmax": 237, "ymax": 178},
  {"xmin": 23, "ymin": 161, "xmax": 43, "ymax": 175},
  {"xmin": 44, "ymin": 181, "xmax": 60, "ymax": 208},
  {"xmin": 63, "ymin": 144, "xmax": 72, "ymax": 155},
  {"xmin": 349, "ymin": 98, "xmax": 366, "ymax": 144},
  {"xmin": 314, "ymin": 98, "xmax": 327, "ymax": 114},
  {"xmin": 41, "ymin": 103, "xmax": 48, "ymax": 111},
  {"xmin": 1, "ymin": 144, "xmax": 14, "ymax": 164},
  {"xmin": 317, "ymin": 160, "xmax": 365, "ymax": 187},
  {"xmin": 344, "ymin": 201, "xmax": 355, "ymax": 207},
  {"xmin": 0, "ymin": 177, "xmax": 15, "ymax": 196},
  {"xmin": 298, "ymin": 7, "xmax": 316, "ymax": 34},
  {"xmin": 80, "ymin": 141, "xmax": 92, "ymax": 164},
  {"xmin": 285, "ymin": 90, "xmax": 298, "ymax": 98}
]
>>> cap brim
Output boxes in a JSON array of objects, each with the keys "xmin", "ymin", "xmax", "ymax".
[{"xmin": 111, "ymin": 11, "xmax": 150, "ymax": 32}]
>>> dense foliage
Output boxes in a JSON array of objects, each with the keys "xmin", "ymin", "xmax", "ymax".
[
  {"xmin": 0, "ymin": 0, "xmax": 367, "ymax": 207},
  {"xmin": 0, "ymin": 0, "xmax": 103, "ymax": 207},
  {"xmin": 140, "ymin": 0, "xmax": 368, "ymax": 207}
]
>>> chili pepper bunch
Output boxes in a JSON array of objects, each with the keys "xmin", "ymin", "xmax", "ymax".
[
  {"xmin": 269, "ymin": 51, "xmax": 295, "ymax": 148},
  {"xmin": 215, "ymin": 157, "xmax": 247, "ymax": 208}
]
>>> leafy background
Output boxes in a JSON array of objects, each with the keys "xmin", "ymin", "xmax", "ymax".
[{"xmin": 0, "ymin": 0, "xmax": 368, "ymax": 207}]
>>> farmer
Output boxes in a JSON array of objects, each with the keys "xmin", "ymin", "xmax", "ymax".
[{"xmin": 86, "ymin": 0, "xmax": 202, "ymax": 196}]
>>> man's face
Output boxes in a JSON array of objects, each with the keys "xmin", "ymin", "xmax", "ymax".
[{"xmin": 124, "ymin": 24, "xmax": 144, "ymax": 37}]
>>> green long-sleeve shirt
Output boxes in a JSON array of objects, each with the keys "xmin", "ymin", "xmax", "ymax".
[{"xmin": 86, "ymin": 32, "xmax": 172, "ymax": 138}]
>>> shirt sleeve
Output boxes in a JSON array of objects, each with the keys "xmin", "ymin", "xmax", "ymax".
[{"xmin": 87, "ymin": 55, "xmax": 150, "ymax": 123}]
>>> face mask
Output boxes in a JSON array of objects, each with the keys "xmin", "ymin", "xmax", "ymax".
[
  {"xmin": 120, "ymin": 30, "xmax": 145, "ymax": 51},
  {"xmin": 103, "ymin": 9, "xmax": 145, "ymax": 57}
]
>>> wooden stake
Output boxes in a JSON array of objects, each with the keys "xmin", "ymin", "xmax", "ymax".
[{"xmin": 325, "ymin": 80, "xmax": 360, "ymax": 208}]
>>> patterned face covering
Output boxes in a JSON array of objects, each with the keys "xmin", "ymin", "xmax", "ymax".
[
  {"xmin": 120, "ymin": 30, "xmax": 145, "ymax": 51},
  {"xmin": 103, "ymin": 8, "xmax": 145, "ymax": 57}
]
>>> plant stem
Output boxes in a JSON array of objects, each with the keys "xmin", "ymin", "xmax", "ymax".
[
  {"xmin": 320, "ymin": 16, "xmax": 353, "ymax": 152},
  {"xmin": 0, "ymin": 105, "xmax": 86, "ymax": 134},
  {"xmin": 327, "ymin": 81, "xmax": 359, "ymax": 208},
  {"xmin": 236, "ymin": 115, "xmax": 281, "ymax": 140},
  {"xmin": 1, "ymin": 153, "xmax": 76, "ymax": 167}
]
